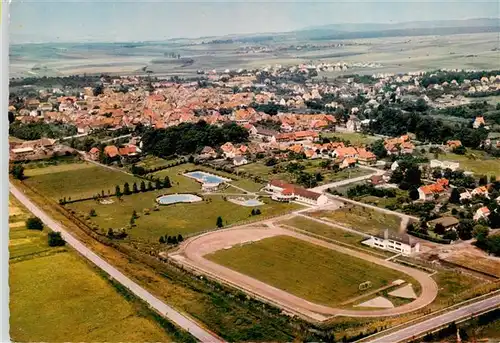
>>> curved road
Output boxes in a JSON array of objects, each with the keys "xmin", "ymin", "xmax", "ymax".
[
  {"xmin": 365, "ymin": 293, "xmax": 500, "ymax": 343},
  {"xmin": 10, "ymin": 183, "xmax": 224, "ymax": 343}
]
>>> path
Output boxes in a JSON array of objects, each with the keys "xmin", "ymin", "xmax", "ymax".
[
  {"xmin": 171, "ymin": 225, "xmax": 438, "ymax": 321},
  {"xmin": 309, "ymin": 167, "xmax": 384, "ymax": 193},
  {"xmin": 10, "ymin": 183, "xmax": 224, "ymax": 343},
  {"xmin": 365, "ymin": 293, "xmax": 500, "ymax": 343}
]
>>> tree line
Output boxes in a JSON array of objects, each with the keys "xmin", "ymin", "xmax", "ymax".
[{"xmin": 141, "ymin": 121, "xmax": 249, "ymax": 158}]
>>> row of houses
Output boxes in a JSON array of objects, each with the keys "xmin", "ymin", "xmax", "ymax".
[{"xmin": 265, "ymin": 179, "xmax": 329, "ymax": 206}]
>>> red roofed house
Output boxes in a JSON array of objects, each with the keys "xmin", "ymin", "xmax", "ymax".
[
  {"xmin": 474, "ymin": 206, "xmax": 490, "ymax": 221},
  {"xmin": 88, "ymin": 147, "xmax": 100, "ymax": 161},
  {"xmin": 265, "ymin": 179, "xmax": 329, "ymax": 206},
  {"xmin": 473, "ymin": 116, "xmax": 486, "ymax": 129},
  {"xmin": 104, "ymin": 145, "xmax": 119, "ymax": 158}
]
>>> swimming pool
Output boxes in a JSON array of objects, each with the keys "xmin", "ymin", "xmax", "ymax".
[
  {"xmin": 243, "ymin": 199, "xmax": 264, "ymax": 206},
  {"xmin": 156, "ymin": 194, "xmax": 202, "ymax": 205},
  {"xmin": 184, "ymin": 171, "xmax": 231, "ymax": 185}
]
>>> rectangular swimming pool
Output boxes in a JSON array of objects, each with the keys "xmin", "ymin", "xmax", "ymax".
[{"xmin": 184, "ymin": 171, "xmax": 231, "ymax": 184}]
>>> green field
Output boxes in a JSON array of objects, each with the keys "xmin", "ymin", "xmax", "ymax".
[
  {"xmin": 237, "ymin": 159, "xmax": 371, "ymax": 185},
  {"xmin": 432, "ymin": 150, "xmax": 500, "ymax": 176},
  {"xmin": 321, "ymin": 132, "xmax": 379, "ymax": 145},
  {"xmin": 24, "ymin": 162, "xmax": 141, "ymax": 200},
  {"xmin": 308, "ymin": 205, "xmax": 402, "ymax": 235},
  {"xmin": 68, "ymin": 191, "xmax": 300, "ymax": 239},
  {"xmin": 137, "ymin": 156, "xmax": 178, "ymax": 169},
  {"xmin": 207, "ymin": 235, "xmax": 408, "ymax": 306},
  {"xmin": 8, "ymin": 197, "xmax": 178, "ymax": 342}
]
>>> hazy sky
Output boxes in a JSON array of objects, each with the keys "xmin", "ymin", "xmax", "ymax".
[{"xmin": 9, "ymin": 0, "xmax": 500, "ymax": 43}]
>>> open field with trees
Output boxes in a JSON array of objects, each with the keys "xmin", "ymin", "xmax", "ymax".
[
  {"xmin": 321, "ymin": 132, "xmax": 379, "ymax": 145},
  {"xmin": 24, "ymin": 162, "xmax": 141, "ymax": 200},
  {"xmin": 431, "ymin": 150, "xmax": 500, "ymax": 175},
  {"xmin": 207, "ymin": 235, "xmax": 410, "ymax": 307},
  {"xmin": 307, "ymin": 205, "xmax": 402, "ymax": 235},
  {"xmin": 9, "ymin": 196, "xmax": 183, "ymax": 342}
]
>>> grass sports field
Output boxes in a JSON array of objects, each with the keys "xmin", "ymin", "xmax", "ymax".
[
  {"xmin": 207, "ymin": 235, "xmax": 408, "ymax": 306},
  {"xmin": 24, "ymin": 162, "xmax": 141, "ymax": 201},
  {"xmin": 8, "ymin": 197, "xmax": 177, "ymax": 342},
  {"xmin": 308, "ymin": 205, "xmax": 402, "ymax": 235}
]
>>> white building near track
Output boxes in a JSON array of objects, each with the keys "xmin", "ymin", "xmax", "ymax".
[
  {"xmin": 266, "ymin": 179, "xmax": 329, "ymax": 206},
  {"xmin": 362, "ymin": 229, "xmax": 420, "ymax": 255}
]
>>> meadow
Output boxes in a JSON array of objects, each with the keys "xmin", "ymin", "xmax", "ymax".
[
  {"xmin": 207, "ymin": 235, "xmax": 408, "ymax": 307},
  {"xmin": 321, "ymin": 132, "xmax": 379, "ymax": 145},
  {"xmin": 8, "ymin": 196, "xmax": 178, "ymax": 342},
  {"xmin": 307, "ymin": 205, "xmax": 402, "ymax": 235},
  {"xmin": 432, "ymin": 150, "xmax": 500, "ymax": 176},
  {"xmin": 24, "ymin": 162, "xmax": 141, "ymax": 200}
]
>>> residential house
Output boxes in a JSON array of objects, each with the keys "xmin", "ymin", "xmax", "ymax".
[
  {"xmin": 474, "ymin": 207, "xmax": 490, "ymax": 221},
  {"xmin": 446, "ymin": 140, "xmax": 462, "ymax": 151},
  {"xmin": 471, "ymin": 186, "xmax": 489, "ymax": 198},
  {"xmin": 104, "ymin": 145, "xmax": 120, "ymax": 158},
  {"xmin": 199, "ymin": 146, "xmax": 217, "ymax": 159},
  {"xmin": 88, "ymin": 147, "xmax": 100, "ymax": 161},
  {"xmin": 356, "ymin": 148, "xmax": 377, "ymax": 165},
  {"xmin": 233, "ymin": 156, "xmax": 248, "ymax": 166},
  {"xmin": 220, "ymin": 142, "xmax": 236, "ymax": 158},
  {"xmin": 362, "ymin": 229, "xmax": 420, "ymax": 255},
  {"xmin": 418, "ymin": 178, "xmax": 448, "ymax": 201},
  {"xmin": 427, "ymin": 216, "xmax": 459, "ymax": 231},
  {"xmin": 430, "ymin": 159, "xmax": 460, "ymax": 171},
  {"xmin": 346, "ymin": 115, "xmax": 361, "ymax": 132},
  {"xmin": 473, "ymin": 116, "xmax": 486, "ymax": 129}
]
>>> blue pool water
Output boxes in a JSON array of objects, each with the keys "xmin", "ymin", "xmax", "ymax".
[
  {"xmin": 184, "ymin": 171, "xmax": 230, "ymax": 184},
  {"xmin": 157, "ymin": 194, "xmax": 202, "ymax": 205}
]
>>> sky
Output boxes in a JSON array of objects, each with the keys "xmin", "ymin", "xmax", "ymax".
[{"xmin": 8, "ymin": 0, "xmax": 500, "ymax": 44}]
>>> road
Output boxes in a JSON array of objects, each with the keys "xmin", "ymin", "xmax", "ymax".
[
  {"xmin": 309, "ymin": 167, "xmax": 384, "ymax": 193},
  {"xmin": 9, "ymin": 183, "xmax": 224, "ymax": 343},
  {"xmin": 365, "ymin": 293, "xmax": 500, "ymax": 343}
]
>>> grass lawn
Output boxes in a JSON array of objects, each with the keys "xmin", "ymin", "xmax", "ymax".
[
  {"xmin": 308, "ymin": 205, "xmax": 402, "ymax": 235},
  {"xmin": 24, "ymin": 162, "xmax": 141, "ymax": 200},
  {"xmin": 357, "ymin": 188, "xmax": 409, "ymax": 209},
  {"xmin": 68, "ymin": 191, "xmax": 301, "ymax": 240},
  {"xmin": 321, "ymin": 132, "xmax": 379, "ymax": 145},
  {"xmin": 432, "ymin": 150, "xmax": 500, "ymax": 176},
  {"xmin": 237, "ymin": 160, "xmax": 371, "ymax": 186},
  {"xmin": 137, "ymin": 156, "xmax": 177, "ymax": 169},
  {"xmin": 207, "ymin": 235, "xmax": 409, "ymax": 307},
  {"xmin": 8, "ymin": 196, "xmax": 176, "ymax": 342}
]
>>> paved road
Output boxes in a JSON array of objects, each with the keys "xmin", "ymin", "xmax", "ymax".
[
  {"xmin": 309, "ymin": 168, "xmax": 384, "ymax": 193},
  {"xmin": 365, "ymin": 293, "xmax": 500, "ymax": 343},
  {"xmin": 10, "ymin": 183, "xmax": 224, "ymax": 343}
]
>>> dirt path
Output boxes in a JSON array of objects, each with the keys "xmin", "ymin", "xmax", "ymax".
[{"xmin": 171, "ymin": 226, "xmax": 438, "ymax": 321}]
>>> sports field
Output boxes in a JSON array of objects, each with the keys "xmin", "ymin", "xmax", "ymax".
[
  {"xmin": 207, "ymin": 235, "xmax": 407, "ymax": 306},
  {"xmin": 308, "ymin": 205, "xmax": 402, "ymax": 235},
  {"xmin": 8, "ymin": 196, "xmax": 176, "ymax": 342},
  {"xmin": 24, "ymin": 162, "xmax": 141, "ymax": 200}
]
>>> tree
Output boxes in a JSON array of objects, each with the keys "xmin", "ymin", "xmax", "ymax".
[
  {"xmin": 371, "ymin": 139, "xmax": 387, "ymax": 159},
  {"xmin": 132, "ymin": 182, "xmax": 139, "ymax": 193},
  {"xmin": 457, "ymin": 219, "xmax": 474, "ymax": 240},
  {"xmin": 390, "ymin": 167, "xmax": 404, "ymax": 184},
  {"xmin": 177, "ymin": 234, "xmax": 184, "ymax": 242},
  {"xmin": 216, "ymin": 216, "xmax": 223, "ymax": 228},
  {"xmin": 449, "ymin": 188, "xmax": 461, "ymax": 204},
  {"xmin": 115, "ymin": 185, "xmax": 122, "ymax": 197},
  {"xmin": 166, "ymin": 236, "xmax": 173, "ymax": 244},
  {"xmin": 473, "ymin": 224, "xmax": 489, "ymax": 241},
  {"xmin": 147, "ymin": 181, "xmax": 154, "ymax": 191},
  {"xmin": 26, "ymin": 217, "xmax": 43, "ymax": 231},
  {"xmin": 155, "ymin": 179, "xmax": 162, "ymax": 190},
  {"xmin": 255, "ymin": 208, "xmax": 261, "ymax": 215},
  {"xmin": 89, "ymin": 209, "xmax": 97, "ymax": 217},
  {"xmin": 409, "ymin": 187, "xmax": 419, "ymax": 201},
  {"xmin": 123, "ymin": 182, "xmax": 131, "ymax": 195},
  {"xmin": 132, "ymin": 210, "xmax": 138, "ymax": 219},
  {"xmin": 172, "ymin": 236, "xmax": 178, "ymax": 245},
  {"xmin": 453, "ymin": 145, "xmax": 466, "ymax": 155},
  {"xmin": 130, "ymin": 216, "xmax": 135, "ymax": 226},
  {"xmin": 93, "ymin": 84, "xmax": 104, "ymax": 96},
  {"xmin": 140, "ymin": 180, "xmax": 146, "ymax": 192},
  {"xmin": 10, "ymin": 164, "xmax": 25, "ymax": 180},
  {"xmin": 478, "ymin": 175, "xmax": 488, "ymax": 186},
  {"xmin": 48, "ymin": 231, "xmax": 65, "ymax": 247},
  {"xmin": 434, "ymin": 223, "xmax": 445, "ymax": 235},
  {"xmin": 163, "ymin": 176, "xmax": 172, "ymax": 188},
  {"xmin": 431, "ymin": 168, "xmax": 442, "ymax": 180},
  {"xmin": 8, "ymin": 111, "xmax": 15, "ymax": 124},
  {"xmin": 159, "ymin": 236, "xmax": 166, "ymax": 244}
]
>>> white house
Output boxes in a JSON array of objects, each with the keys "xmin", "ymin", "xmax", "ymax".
[
  {"xmin": 474, "ymin": 207, "xmax": 491, "ymax": 221},
  {"xmin": 266, "ymin": 179, "xmax": 329, "ymax": 206},
  {"xmin": 233, "ymin": 156, "xmax": 248, "ymax": 166},
  {"xmin": 362, "ymin": 229, "xmax": 420, "ymax": 256},
  {"xmin": 430, "ymin": 159, "xmax": 460, "ymax": 171}
]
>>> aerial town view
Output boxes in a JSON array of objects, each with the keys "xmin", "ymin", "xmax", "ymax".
[{"xmin": 6, "ymin": 1, "xmax": 500, "ymax": 342}]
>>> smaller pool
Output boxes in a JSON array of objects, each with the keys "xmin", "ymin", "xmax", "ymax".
[
  {"xmin": 243, "ymin": 199, "xmax": 264, "ymax": 206},
  {"xmin": 157, "ymin": 193, "xmax": 202, "ymax": 205},
  {"xmin": 185, "ymin": 171, "xmax": 231, "ymax": 185}
]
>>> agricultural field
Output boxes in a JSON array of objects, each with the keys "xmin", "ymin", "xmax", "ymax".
[
  {"xmin": 24, "ymin": 162, "xmax": 141, "ymax": 200},
  {"xmin": 445, "ymin": 253, "xmax": 500, "ymax": 278},
  {"xmin": 307, "ymin": 205, "xmax": 402, "ymax": 235},
  {"xmin": 8, "ymin": 196, "xmax": 176, "ymax": 342},
  {"xmin": 207, "ymin": 235, "xmax": 409, "ymax": 307},
  {"xmin": 236, "ymin": 159, "xmax": 371, "ymax": 185}
]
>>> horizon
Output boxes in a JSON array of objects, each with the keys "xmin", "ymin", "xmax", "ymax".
[{"xmin": 9, "ymin": 0, "xmax": 500, "ymax": 44}]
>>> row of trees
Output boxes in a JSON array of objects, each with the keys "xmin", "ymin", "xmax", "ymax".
[
  {"xmin": 25, "ymin": 216, "xmax": 65, "ymax": 246},
  {"xmin": 158, "ymin": 234, "xmax": 184, "ymax": 245},
  {"xmin": 115, "ymin": 177, "xmax": 172, "ymax": 197}
]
